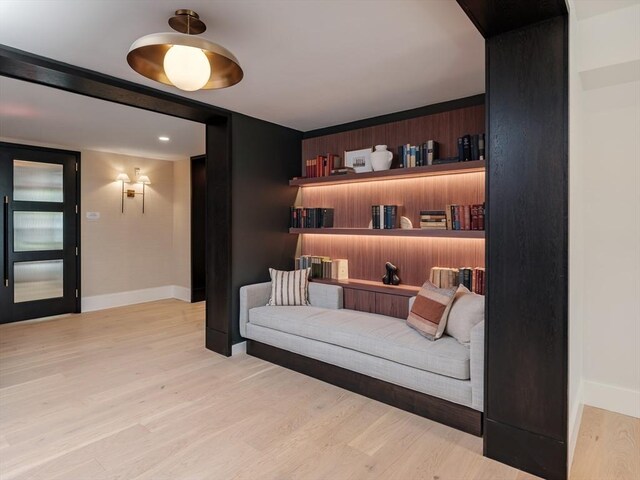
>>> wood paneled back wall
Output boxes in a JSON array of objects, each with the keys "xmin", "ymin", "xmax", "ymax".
[
  {"xmin": 301, "ymin": 104, "xmax": 485, "ymax": 170},
  {"xmin": 298, "ymin": 104, "xmax": 486, "ymax": 287}
]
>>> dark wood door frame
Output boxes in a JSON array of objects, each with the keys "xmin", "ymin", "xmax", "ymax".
[
  {"xmin": 190, "ymin": 155, "xmax": 206, "ymax": 303},
  {"xmin": 456, "ymin": 2, "xmax": 569, "ymax": 479},
  {"xmin": 0, "ymin": 44, "xmax": 233, "ymax": 355}
]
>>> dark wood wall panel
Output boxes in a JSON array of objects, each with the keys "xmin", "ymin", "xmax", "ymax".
[
  {"xmin": 484, "ymin": 16, "xmax": 568, "ymax": 480},
  {"xmin": 301, "ymin": 105, "xmax": 485, "ymax": 173},
  {"xmin": 300, "ymin": 172, "xmax": 485, "ymax": 229},
  {"xmin": 301, "ymin": 235, "xmax": 485, "ymax": 287}
]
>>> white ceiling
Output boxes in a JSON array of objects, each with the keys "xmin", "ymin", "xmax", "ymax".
[
  {"xmin": 0, "ymin": 76, "xmax": 205, "ymax": 161},
  {"xmin": 0, "ymin": 0, "xmax": 485, "ymax": 131}
]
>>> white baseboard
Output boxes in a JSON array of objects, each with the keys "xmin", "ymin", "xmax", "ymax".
[
  {"xmin": 82, "ymin": 285, "xmax": 191, "ymax": 312},
  {"xmin": 172, "ymin": 286, "xmax": 192, "ymax": 303},
  {"xmin": 584, "ymin": 380, "xmax": 640, "ymax": 419},
  {"xmin": 568, "ymin": 379, "xmax": 584, "ymax": 469},
  {"xmin": 232, "ymin": 341, "xmax": 247, "ymax": 356}
]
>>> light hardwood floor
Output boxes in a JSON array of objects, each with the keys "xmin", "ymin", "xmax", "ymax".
[{"xmin": 0, "ymin": 300, "xmax": 637, "ymax": 480}]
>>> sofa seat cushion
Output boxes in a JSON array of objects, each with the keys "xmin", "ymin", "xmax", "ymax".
[{"xmin": 249, "ymin": 306, "xmax": 470, "ymax": 380}]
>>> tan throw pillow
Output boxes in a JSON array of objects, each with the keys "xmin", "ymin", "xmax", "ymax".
[
  {"xmin": 406, "ymin": 282, "xmax": 457, "ymax": 340},
  {"xmin": 267, "ymin": 268, "xmax": 310, "ymax": 306},
  {"xmin": 446, "ymin": 285, "xmax": 485, "ymax": 344}
]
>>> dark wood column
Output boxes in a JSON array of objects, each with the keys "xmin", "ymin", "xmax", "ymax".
[{"xmin": 456, "ymin": 2, "xmax": 569, "ymax": 479}]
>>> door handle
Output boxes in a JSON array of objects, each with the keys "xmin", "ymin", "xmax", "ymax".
[{"xmin": 3, "ymin": 196, "xmax": 8, "ymax": 287}]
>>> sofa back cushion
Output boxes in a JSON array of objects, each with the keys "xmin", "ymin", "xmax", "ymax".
[
  {"xmin": 406, "ymin": 282, "xmax": 456, "ymax": 340},
  {"xmin": 446, "ymin": 285, "xmax": 485, "ymax": 344},
  {"xmin": 267, "ymin": 268, "xmax": 310, "ymax": 306}
]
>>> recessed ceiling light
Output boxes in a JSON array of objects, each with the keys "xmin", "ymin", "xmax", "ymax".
[{"xmin": 158, "ymin": 136, "xmax": 170, "ymax": 142}]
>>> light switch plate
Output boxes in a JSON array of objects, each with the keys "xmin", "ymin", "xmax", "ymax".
[{"xmin": 86, "ymin": 212, "xmax": 100, "ymax": 221}]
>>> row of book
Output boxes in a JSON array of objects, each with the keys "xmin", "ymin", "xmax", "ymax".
[
  {"xmin": 430, "ymin": 266, "xmax": 486, "ymax": 295},
  {"xmin": 290, "ymin": 207, "xmax": 335, "ymax": 228},
  {"xmin": 295, "ymin": 255, "xmax": 349, "ymax": 280},
  {"xmin": 420, "ymin": 205, "xmax": 485, "ymax": 230},
  {"xmin": 304, "ymin": 154, "xmax": 342, "ymax": 178},
  {"xmin": 397, "ymin": 141, "xmax": 439, "ymax": 168},
  {"xmin": 371, "ymin": 205, "xmax": 399, "ymax": 229},
  {"xmin": 457, "ymin": 133, "xmax": 485, "ymax": 162}
]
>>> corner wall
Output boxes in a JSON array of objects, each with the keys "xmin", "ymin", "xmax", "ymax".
[{"xmin": 568, "ymin": 0, "xmax": 640, "ymax": 467}]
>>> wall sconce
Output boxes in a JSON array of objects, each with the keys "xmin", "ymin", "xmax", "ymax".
[{"xmin": 116, "ymin": 169, "xmax": 151, "ymax": 213}]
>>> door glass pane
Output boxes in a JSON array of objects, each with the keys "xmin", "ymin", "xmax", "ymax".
[
  {"xmin": 14, "ymin": 260, "xmax": 64, "ymax": 303},
  {"xmin": 14, "ymin": 212, "xmax": 64, "ymax": 251},
  {"xmin": 13, "ymin": 160, "xmax": 64, "ymax": 202}
]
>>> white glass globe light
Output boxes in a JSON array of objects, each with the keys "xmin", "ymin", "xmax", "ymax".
[{"xmin": 163, "ymin": 45, "xmax": 211, "ymax": 91}]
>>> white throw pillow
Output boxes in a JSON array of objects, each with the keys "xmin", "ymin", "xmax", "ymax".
[
  {"xmin": 267, "ymin": 268, "xmax": 310, "ymax": 306},
  {"xmin": 445, "ymin": 285, "xmax": 484, "ymax": 344}
]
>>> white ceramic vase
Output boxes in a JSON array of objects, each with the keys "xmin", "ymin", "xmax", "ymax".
[{"xmin": 370, "ymin": 145, "xmax": 393, "ymax": 171}]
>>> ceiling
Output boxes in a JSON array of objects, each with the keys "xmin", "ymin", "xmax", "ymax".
[
  {"xmin": 0, "ymin": 0, "xmax": 485, "ymax": 131},
  {"xmin": 0, "ymin": 76, "xmax": 205, "ymax": 161},
  {"xmin": 572, "ymin": 0, "xmax": 640, "ymax": 19}
]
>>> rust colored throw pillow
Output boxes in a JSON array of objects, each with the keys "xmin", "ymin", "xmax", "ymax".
[{"xmin": 406, "ymin": 282, "xmax": 457, "ymax": 340}]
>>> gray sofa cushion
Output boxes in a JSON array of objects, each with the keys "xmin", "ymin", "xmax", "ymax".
[
  {"xmin": 249, "ymin": 306, "xmax": 470, "ymax": 380},
  {"xmin": 246, "ymin": 323, "xmax": 472, "ymax": 408}
]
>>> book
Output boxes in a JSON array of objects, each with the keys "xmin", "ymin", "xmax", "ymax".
[
  {"xmin": 331, "ymin": 259, "xmax": 349, "ymax": 280},
  {"xmin": 397, "ymin": 145, "xmax": 405, "ymax": 168},
  {"xmin": 409, "ymin": 145, "xmax": 416, "ymax": 168},
  {"xmin": 445, "ymin": 204, "xmax": 453, "ymax": 230},
  {"xmin": 457, "ymin": 137, "xmax": 464, "ymax": 162},
  {"xmin": 330, "ymin": 167, "xmax": 356, "ymax": 175},
  {"xmin": 426, "ymin": 140, "xmax": 438, "ymax": 165},
  {"xmin": 471, "ymin": 134, "xmax": 479, "ymax": 161},
  {"xmin": 432, "ymin": 157, "xmax": 459, "ymax": 165},
  {"xmin": 383, "ymin": 205, "xmax": 398, "ymax": 229},
  {"xmin": 478, "ymin": 134, "xmax": 485, "ymax": 160},
  {"xmin": 462, "ymin": 135, "xmax": 471, "ymax": 161}
]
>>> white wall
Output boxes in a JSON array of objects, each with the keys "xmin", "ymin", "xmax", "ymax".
[{"xmin": 568, "ymin": 0, "xmax": 640, "ymax": 467}]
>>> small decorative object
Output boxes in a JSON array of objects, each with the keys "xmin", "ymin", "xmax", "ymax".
[
  {"xmin": 370, "ymin": 145, "xmax": 393, "ymax": 171},
  {"xmin": 344, "ymin": 147, "xmax": 373, "ymax": 173},
  {"xmin": 382, "ymin": 262, "xmax": 400, "ymax": 285},
  {"xmin": 400, "ymin": 216, "xmax": 413, "ymax": 229}
]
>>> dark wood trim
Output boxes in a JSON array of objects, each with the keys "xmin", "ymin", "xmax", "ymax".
[
  {"xmin": 190, "ymin": 155, "xmax": 206, "ymax": 303},
  {"xmin": 205, "ymin": 120, "xmax": 232, "ymax": 356},
  {"xmin": 456, "ymin": 0, "xmax": 567, "ymax": 38},
  {"xmin": 312, "ymin": 278, "xmax": 420, "ymax": 297},
  {"xmin": 290, "ymin": 160, "xmax": 486, "ymax": 187},
  {"xmin": 247, "ymin": 339, "xmax": 483, "ymax": 436},
  {"xmin": 483, "ymin": 15, "xmax": 569, "ymax": 480},
  {"xmin": 0, "ymin": 44, "xmax": 229, "ymax": 124},
  {"xmin": 303, "ymin": 94, "xmax": 484, "ymax": 139},
  {"xmin": 290, "ymin": 228, "xmax": 484, "ymax": 239},
  {"xmin": 484, "ymin": 419, "xmax": 567, "ymax": 480},
  {"xmin": 206, "ymin": 327, "xmax": 231, "ymax": 356}
]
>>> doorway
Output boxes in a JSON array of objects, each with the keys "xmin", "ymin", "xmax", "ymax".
[{"xmin": 0, "ymin": 142, "xmax": 80, "ymax": 323}]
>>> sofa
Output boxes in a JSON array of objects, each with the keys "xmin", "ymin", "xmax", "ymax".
[{"xmin": 240, "ymin": 281, "xmax": 484, "ymax": 434}]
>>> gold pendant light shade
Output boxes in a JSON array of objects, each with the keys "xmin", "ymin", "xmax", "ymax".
[{"xmin": 127, "ymin": 10, "xmax": 243, "ymax": 91}]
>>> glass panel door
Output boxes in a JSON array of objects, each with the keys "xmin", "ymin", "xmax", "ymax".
[{"xmin": 0, "ymin": 143, "xmax": 79, "ymax": 323}]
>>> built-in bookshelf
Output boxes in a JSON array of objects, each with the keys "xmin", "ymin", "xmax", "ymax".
[
  {"xmin": 289, "ymin": 227, "xmax": 484, "ymax": 238},
  {"xmin": 292, "ymin": 103, "xmax": 486, "ymax": 288},
  {"xmin": 289, "ymin": 160, "xmax": 485, "ymax": 187}
]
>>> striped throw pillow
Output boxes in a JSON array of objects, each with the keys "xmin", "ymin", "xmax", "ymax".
[
  {"xmin": 267, "ymin": 268, "xmax": 311, "ymax": 306},
  {"xmin": 406, "ymin": 282, "xmax": 457, "ymax": 340}
]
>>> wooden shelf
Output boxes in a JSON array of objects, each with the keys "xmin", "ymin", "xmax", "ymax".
[
  {"xmin": 311, "ymin": 278, "xmax": 421, "ymax": 297},
  {"xmin": 289, "ymin": 160, "xmax": 485, "ymax": 187},
  {"xmin": 289, "ymin": 228, "xmax": 485, "ymax": 239}
]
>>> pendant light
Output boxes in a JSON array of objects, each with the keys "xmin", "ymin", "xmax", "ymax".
[{"xmin": 127, "ymin": 9, "xmax": 243, "ymax": 91}]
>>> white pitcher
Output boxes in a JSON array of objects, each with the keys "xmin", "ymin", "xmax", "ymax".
[{"xmin": 370, "ymin": 145, "xmax": 393, "ymax": 171}]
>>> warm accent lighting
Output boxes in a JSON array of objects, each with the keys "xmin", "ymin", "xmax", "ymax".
[
  {"xmin": 163, "ymin": 45, "xmax": 210, "ymax": 91},
  {"xmin": 158, "ymin": 136, "xmax": 170, "ymax": 142},
  {"xmin": 127, "ymin": 9, "xmax": 243, "ymax": 91},
  {"xmin": 116, "ymin": 170, "xmax": 151, "ymax": 214}
]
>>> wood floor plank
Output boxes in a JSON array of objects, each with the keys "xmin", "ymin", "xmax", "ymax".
[{"xmin": 0, "ymin": 299, "xmax": 636, "ymax": 480}]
